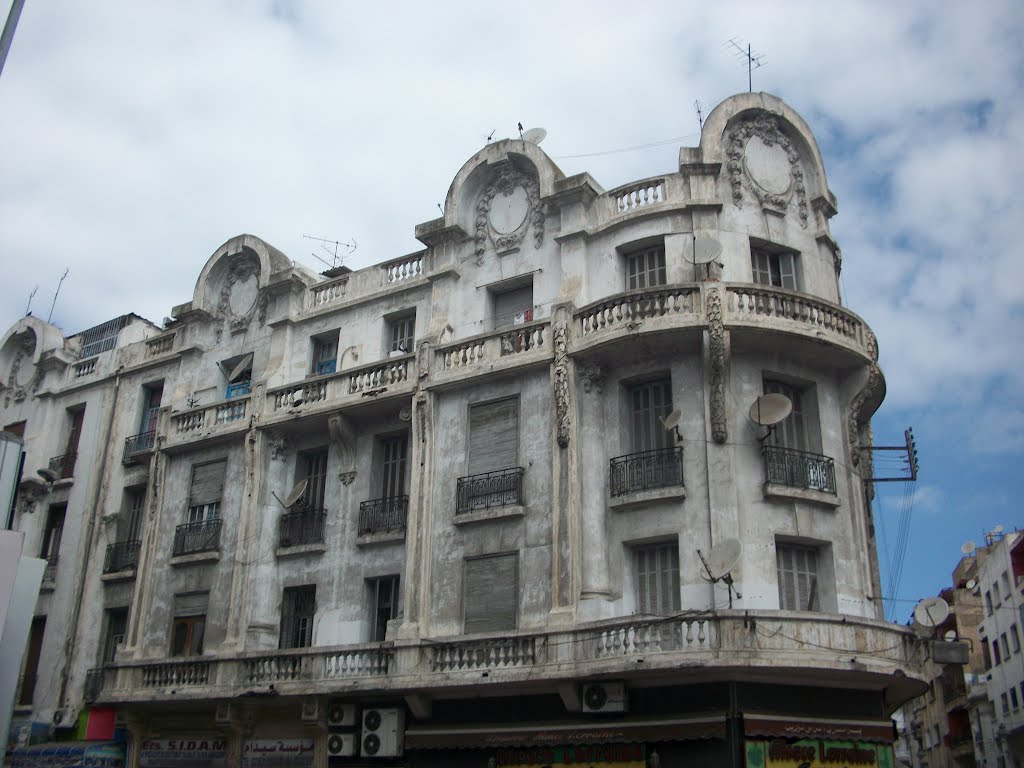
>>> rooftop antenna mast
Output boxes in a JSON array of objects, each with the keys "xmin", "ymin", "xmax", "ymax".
[
  {"xmin": 47, "ymin": 268, "xmax": 69, "ymax": 324},
  {"xmin": 302, "ymin": 234, "xmax": 357, "ymax": 271},
  {"xmin": 25, "ymin": 285, "xmax": 37, "ymax": 316},
  {"xmin": 695, "ymin": 100, "xmax": 704, "ymax": 131},
  {"xmin": 725, "ymin": 38, "xmax": 766, "ymax": 93}
]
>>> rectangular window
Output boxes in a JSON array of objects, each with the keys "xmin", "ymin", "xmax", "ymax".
[
  {"xmin": 102, "ymin": 608, "xmax": 129, "ymax": 664},
  {"xmin": 123, "ymin": 488, "xmax": 145, "ymax": 542},
  {"xmin": 468, "ymin": 398, "xmax": 519, "ymax": 475},
  {"xmin": 312, "ymin": 333, "xmax": 339, "ymax": 375},
  {"xmin": 41, "ymin": 505, "xmax": 65, "ymax": 561},
  {"xmin": 629, "ymin": 379, "xmax": 673, "ymax": 452},
  {"xmin": 1002, "ymin": 692, "xmax": 1010, "ymax": 714},
  {"xmin": 777, "ymin": 543, "xmax": 820, "ymax": 611},
  {"xmin": 464, "ymin": 553, "xmax": 517, "ymax": 633},
  {"xmin": 381, "ymin": 436, "xmax": 408, "ymax": 499},
  {"xmin": 625, "ymin": 244, "xmax": 666, "ymax": 291},
  {"xmin": 171, "ymin": 593, "xmax": 207, "ymax": 657},
  {"xmin": 986, "ymin": 590, "xmax": 994, "ymax": 615},
  {"xmin": 280, "ymin": 585, "xmax": 316, "ymax": 649},
  {"xmin": 298, "ymin": 449, "xmax": 329, "ymax": 512},
  {"xmin": 369, "ymin": 575, "xmax": 400, "ymax": 642},
  {"xmin": 188, "ymin": 460, "xmax": 225, "ymax": 523},
  {"xmin": 751, "ymin": 245, "xmax": 798, "ymax": 290},
  {"xmin": 634, "ymin": 542, "xmax": 681, "ymax": 615},
  {"xmin": 1002, "ymin": 634, "xmax": 1010, "ymax": 658},
  {"xmin": 764, "ymin": 379, "xmax": 808, "ymax": 451},
  {"xmin": 1012, "ymin": 687, "xmax": 1020, "ymax": 711},
  {"xmin": 140, "ymin": 383, "xmax": 163, "ymax": 434},
  {"xmin": 1002, "ymin": 571, "xmax": 1012, "ymax": 600},
  {"xmin": 982, "ymin": 638, "xmax": 992, "ymax": 670},
  {"xmin": 17, "ymin": 616, "xmax": 45, "ymax": 706},
  {"xmin": 387, "ymin": 314, "xmax": 415, "ymax": 355},
  {"xmin": 58, "ymin": 406, "xmax": 85, "ymax": 478},
  {"xmin": 994, "ymin": 639, "xmax": 1002, "ymax": 665},
  {"xmin": 1012, "ymin": 624, "xmax": 1021, "ymax": 653},
  {"xmin": 493, "ymin": 284, "xmax": 534, "ymax": 329}
]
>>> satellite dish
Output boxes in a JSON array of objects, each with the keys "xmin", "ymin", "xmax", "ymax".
[
  {"xmin": 965, "ymin": 578, "xmax": 977, "ymax": 590},
  {"xmin": 912, "ymin": 597, "xmax": 950, "ymax": 635},
  {"xmin": 661, "ymin": 410, "xmax": 682, "ymax": 430},
  {"xmin": 748, "ymin": 393, "xmax": 792, "ymax": 427},
  {"xmin": 961, "ymin": 540, "xmax": 976, "ymax": 555},
  {"xmin": 37, "ymin": 467, "xmax": 59, "ymax": 483},
  {"xmin": 704, "ymin": 539, "xmax": 741, "ymax": 580},
  {"xmin": 691, "ymin": 235, "xmax": 723, "ymax": 265},
  {"xmin": 943, "ymin": 629, "xmax": 957, "ymax": 642},
  {"xmin": 522, "ymin": 127, "xmax": 547, "ymax": 145},
  {"xmin": 994, "ymin": 524, "xmax": 1004, "ymax": 534},
  {"xmin": 283, "ymin": 479, "xmax": 308, "ymax": 508},
  {"xmin": 228, "ymin": 353, "xmax": 253, "ymax": 383},
  {"xmin": 291, "ymin": 391, "xmax": 305, "ymax": 407}
]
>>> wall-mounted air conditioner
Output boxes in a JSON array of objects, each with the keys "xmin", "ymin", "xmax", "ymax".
[
  {"xmin": 361, "ymin": 708, "xmax": 404, "ymax": 757},
  {"xmin": 327, "ymin": 700, "xmax": 357, "ymax": 728},
  {"xmin": 581, "ymin": 682, "xmax": 627, "ymax": 714},
  {"xmin": 327, "ymin": 733, "xmax": 357, "ymax": 757}
]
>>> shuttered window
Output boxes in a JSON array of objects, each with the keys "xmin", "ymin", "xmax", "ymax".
[
  {"xmin": 381, "ymin": 437, "xmax": 408, "ymax": 498},
  {"xmin": 464, "ymin": 553, "xmax": 518, "ymax": 633},
  {"xmin": 468, "ymin": 399, "xmax": 519, "ymax": 475},
  {"xmin": 764, "ymin": 380, "xmax": 807, "ymax": 451},
  {"xmin": 172, "ymin": 592, "xmax": 208, "ymax": 656},
  {"xmin": 630, "ymin": 380, "xmax": 673, "ymax": 452},
  {"xmin": 776, "ymin": 543, "xmax": 819, "ymax": 611},
  {"xmin": 189, "ymin": 460, "xmax": 225, "ymax": 522},
  {"xmin": 280, "ymin": 585, "xmax": 316, "ymax": 649},
  {"xmin": 751, "ymin": 247, "xmax": 798, "ymax": 290},
  {"xmin": 300, "ymin": 449, "xmax": 329, "ymax": 511},
  {"xmin": 625, "ymin": 245, "xmax": 666, "ymax": 290},
  {"xmin": 493, "ymin": 285, "xmax": 533, "ymax": 329},
  {"xmin": 635, "ymin": 543, "xmax": 680, "ymax": 615}
]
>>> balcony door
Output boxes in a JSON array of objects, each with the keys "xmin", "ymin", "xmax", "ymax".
[
  {"xmin": 629, "ymin": 380, "xmax": 672, "ymax": 452},
  {"xmin": 764, "ymin": 380, "xmax": 807, "ymax": 452},
  {"xmin": 381, "ymin": 437, "xmax": 407, "ymax": 499},
  {"xmin": 140, "ymin": 384, "xmax": 162, "ymax": 434}
]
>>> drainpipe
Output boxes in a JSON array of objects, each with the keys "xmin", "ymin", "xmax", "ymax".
[{"xmin": 57, "ymin": 367, "xmax": 122, "ymax": 712}]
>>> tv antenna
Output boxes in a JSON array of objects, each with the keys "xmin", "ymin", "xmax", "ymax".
[
  {"xmin": 47, "ymin": 268, "xmax": 69, "ymax": 324},
  {"xmin": 725, "ymin": 38, "xmax": 766, "ymax": 93},
  {"xmin": 25, "ymin": 285, "xmax": 37, "ymax": 316},
  {"xmin": 484, "ymin": 129, "xmax": 496, "ymax": 143},
  {"xmin": 698, "ymin": 539, "xmax": 742, "ymax": 608},
  {"xmin": 302, "ymin": 234, "xmax": 356, "ymax": 271},
  {"xmin": 695, "ymin": 100, "xmax": 704, "ymax": 131},
  {"xmin": 748, "ymin": 393, "xmax": 792, "ymax": 443}
]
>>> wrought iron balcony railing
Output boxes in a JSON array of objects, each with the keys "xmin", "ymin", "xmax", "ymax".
[
  {"xmin": 456, "ymin": 467, "xmax": 524, "ymax": 513},
  {"xmin": 279, "ymin": 509, "xmax": 327, "ymax": 547},
  {"xmin": 48, "ymin": 452, "xmax": 77, "ymax": 480},
  {"xmin": 762, "ymin": 445, "xmax": 836, "ymax": 494},
  {"xmin": 122, "ymin": 431, "xmax": 156, "ymax": 464},
  {"xmin": 42, "ymin": 555, "xmax": 58, "ymax": 583},
  {"xmin": 609, "ymin": 446, "xmax": 684, "ymax": 497},
  {"xmin": 358, "ymin": 496, "xmax": 408, "ymax": 535},
  {"xmin": 173, "ymin": 519, "xmax": 222, "ymax": 556},
  {"xmin": 84, "ymin": 668, "xmax": 106, "ymax": 704},
  {"xmin": 104, "ymin": 540, "xmax": 141, "ymax": 573}
]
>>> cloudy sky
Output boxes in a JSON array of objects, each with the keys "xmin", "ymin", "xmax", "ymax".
[{"xmin": 1, "ymin": 1, "xmax": 1021, "ymax": 620}]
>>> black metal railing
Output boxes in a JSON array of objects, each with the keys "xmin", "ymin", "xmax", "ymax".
[
  {"xmin": 609, "ymin": 446, "xmax": 683, "ymax": 497},
  {"xmin": 48, "ymin": 452, "xmax": 77, "ymax": 479},
  {"xmin": 42, "ymin": 555, "xmax": 58, "ymax": 583},
  {"xmin": 103, "ymin": 540, "xmax": 141, "ymax": 573},
  {"xmin": 941, "ymin": 669, "xmax": 968, "ymax": 702},
  {"xmin": 358, "ymin": 496, "xmax": 408, "ymax": 535},
  {"xmin": 84, "ymin": 668, "xmax": 105, "ymax": 703},
  {"xmin": 122, "ymin": 431, "xmax": 156, "ymax": 464},
  {"xmin": 456, "ymin": 467, "xmax": 524, "ymax": 513},
  {"xmin": 172, "ymin": 519, "xmax": 222, "ymax": 556},
  {"xmin": 278, "ymin": 509, "xmax": 327, "ymax": 547},
  {"xmin": 763, "ymin": 445, "xmax": 836, "ymax": 494}
]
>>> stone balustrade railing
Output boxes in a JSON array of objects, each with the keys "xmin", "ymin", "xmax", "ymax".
[
  {"xmin": 726, "ymin": 284, "xmax": 864, "ymax": 349},
  {"xmin": 610, "ymin": 177, "xmax": 666, "ymax": 214},
  {"xmin": 271, "ymin": 380, "xmax": 328, "ymax": 412},
  {"xmin": 348, "ymin": 358, "xmax": 410, "ymax": 394},
  {"xmin": 264, "ymin": 358, "xmax": 413, "ymax": 417},
  {"xmin": 577, "ymin": 286, "xmax": 700, "ymax": 337},
  {"xmin": 145, "ymin": 333, "xmax": 176, "ymax": 358},
  {"xmin": 309, "ymin": 277, "xmax": 348, "ymax": 310},
  {"xmin": 381, "ymin": 252, "xmax": 425, "ymax": 285},
  {"xmin": 73, "ymin": 359, "xmax": 97, "ymax": 379},
  {"xmin": 437, "ymin": 321, "xmax": 550, "ymax": 372},
  {"xmin": 429, "ymin": 636, "xmax": 538, "ymax": 672},
  {"xmin": 172, "ymin": 396, "xmax": 249, "ymax": 435}
]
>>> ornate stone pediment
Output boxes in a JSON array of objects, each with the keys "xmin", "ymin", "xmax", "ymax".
[
  {"xmin": 216, "ymin": 252, "xmax": 268, "ymax": 338},
  {"xmin": 474, "ymin": 162, "xmax": 544, "ymax": 264},
  {"xmin": 726, "ymin": 113, "xmax": 809, "ymax": 228},
  {"xmin": 4, "ymin": 330, "xmax": 42, "ymax": 407}
]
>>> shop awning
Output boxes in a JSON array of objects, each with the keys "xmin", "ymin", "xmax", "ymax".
[
  {"xmin": 405, "ymin": 714, "xmax": 726, "ymax": 749},
  {"xmin": 742, "ymin": 713, "xmax": 896, "ymax": 743},
  {"xmin": 7, "ymin": 740, "xmax": 125, "ymax": 767}
]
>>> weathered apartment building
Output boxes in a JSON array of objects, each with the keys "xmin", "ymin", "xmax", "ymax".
[{"xmin": 0, "ymin": 92, "xmax": 928, "ymax": 767}]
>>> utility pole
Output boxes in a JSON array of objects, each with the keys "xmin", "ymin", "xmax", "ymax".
[{"xmin": 0, "ymin": 0, "xmax": 26, "ymax": 80}]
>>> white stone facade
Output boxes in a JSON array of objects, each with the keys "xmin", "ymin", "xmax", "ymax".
[{"xmin": 1, "ymin": 93, "xmax": 926, "ymax": 767}]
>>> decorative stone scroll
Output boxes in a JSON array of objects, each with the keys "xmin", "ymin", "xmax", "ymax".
[
  {"xmin": 725, "ymin": 112, "xmax": 810, "ymax": 228},
  {"xmin": 265, "ymin": 430, "xmax": 290, "ymax": 462},
  {"xmin": 4, "ymin": 331, "xmax": 42, "ymax": 407},
  {"xmin": 578, "ymin": 364, "xmax": 604, "ymax": 394},
  {"xmin": 848, "ymin": 328, "xmax": 881, "ymax": 469},
  {"xmin": 474, "ymin": 162, "xmax": 545, "ymax": 264},
  {"xmin": 706, "ymin": 287, "xmax": 728, "ymax": 444},
  {"xmin": 216, "ymin": 251, "xmax": 267, "ymax": 338},
  {"xmin": 328, "ymin": 413, "xmax": 357, "ymax": 485},
  {"xmin": 552, "ymin": 312, "xmax": 570, "ymax": 449}
]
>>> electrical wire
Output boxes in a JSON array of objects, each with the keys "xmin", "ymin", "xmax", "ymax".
[{"xmin": 552, "ymin": 134, "xmax": 699, "ymax": 161}]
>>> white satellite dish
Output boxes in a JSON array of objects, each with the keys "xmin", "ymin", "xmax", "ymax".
[
  {"xmin": 704, "ymin": 539, "xmax": 741, "ymax": 580},
  {"xmin": 748, "ymin": 393, "xmax": 793, "ymax": 426},
  {"xmin": 228, "ymin": 353, "xmax": 253, "ymax": 383},
  {"xmin": 961, "ymin": 540, "xmax": 976, "ymax": 555},
  {"xmin": 943, "ymin": 629, "xmax": 957, "ymax": 642},
  {"xmin": 965, "ymin": 578, "xmax": 977, "ymax": 591},
  {"xmin": 691, "ymin": 235, "xmax": 723, "ymax": 265},
  {"xmin": 37, "ymin": 467, "xmax": 59, "ymax": 483},
  {"xmin": 283, "ymin": 479, "xmax": 309, "ymax": 508},
  {"xmin": 661, "ymin": 409, "xmax": 682, "ymax": 431},
  {"xmin": 994, "ymin": 524, "xmax": 1004, "ymax": 534},
  {"xmin": 291, "ymin": 390, "xmax": 305, "ymax": 407},
  {"xmin": 522, "ymin": 127, "xmax": 547, "ymax": 145},
  {"xmin": 912, "ymin": 597, "xmax": 950, "ymax": 637}
]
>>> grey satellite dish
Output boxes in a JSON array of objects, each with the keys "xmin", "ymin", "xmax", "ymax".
[
  {"xmin": 37, "ymin": 467, "xmax": 59, "ymax": 483},
  {"xmin": 965, "ymin": 578, "xmax": 977, "ymax": 590},
  {"xmin": 943, "ymin": 629, "xmax": 957, "ymax": 642},
  {"xmin": 283, "ymin": 479, "xmax": 308, "ymax": 508},
  {"xmin": 994, "ymin": 524, "xmax": 1004, "ymax": 534},
  {"xmin": 704, "ymin": 539, "xmax": 741, "ymax": 579},
  {"xmin": 912, "ymin": 596, "xmax": 950, "ymax": 637},
  {"xmin": 748, "ymin": 393, "xmax": 793, "ymax": 426},
  {"xmin": 691, "ymin": 235, "xmax": 723, "ymax": 265},
  {"xmin": 660, "ymin": 409, "xmax": 682, "ymax": 442},
  {"xmin": 228, "ymin": 353, "xmax": 253, "ymax": 383},
  {"xmin": 291, "ymin": 390, "xmax": 305, "ymax": 407},
  {"xmin": 522, "ymin": 127, "xmax": 547, "ymax": 145},
  {"xmin": 961, "ymin": 540, "xmax": 976, "ymax": 555}
]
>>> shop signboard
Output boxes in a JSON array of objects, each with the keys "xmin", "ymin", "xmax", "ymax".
[
  {"xmin": 493, "ymin": 744, "xmax": 646, "ymax": 768},
  {"xmin": 139, "ymin": 738, "xmax": 227, "ymax": 768},
  {"xmin": 242, "ymin": 739, "xmax": 315, "ymax": 767},
  {"xmin": 745, "ymin": 739, "xmax": 895, "ymax": 768}
]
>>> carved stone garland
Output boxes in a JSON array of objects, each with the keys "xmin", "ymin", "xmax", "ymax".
[
  {"xmin": 725, "ymin": 113, "xmax": 810, "ymax": 228},
  {"xmin": 474, "ymin": 164, "xmax": 545, "ymax": 265},
  {"xmin": 552, "ymin": 313, "xmax": 570, "ymax": 449},
  {"xmin": 216, "ymin": 252, "xmax": 268, "ymax": 339},
  {"xmin": 265, "ymin": 430, "xmax": 291, "ymax": 462},
  {"xmin": 578, "ymin": 364, "xmax": 604, "ymax": 394},
  {"xmin": 328, "ymin": 413, "xmax": 357, "ymax": 485},
  {"xmin": 4, "ymin": 331, "xmax": 42, "ymax": 407},
  {"xmin": 847, "ymin": 328, "xmax": 882, "ymax": 470},
  {"xmin": 706, "ymin": 287, "xmax": 728, "ymax": 444}
]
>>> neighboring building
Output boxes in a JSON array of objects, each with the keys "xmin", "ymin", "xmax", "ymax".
[
  {"xmin": 0, "ymin": 92, "xmax": 928, "ymax": 768},
  {"xmin": 977, "ymin": 531, "xmax": 1024, "ymax": 766}
]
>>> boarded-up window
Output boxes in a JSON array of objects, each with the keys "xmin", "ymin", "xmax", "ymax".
[
  {"xmin": 464, "ymin": 554, "xmax": 517, "ymax": 633},
  {"xmin": 635, "ymin": 543, "xmax": 680, "ymax": 615},
  {"xmin": 776, "ymin": 543, "xmax": 819, "ymax": 611},
  {"xmin": 493, "ymin": 285, "xmax": 533, "ymax": 328},
  {"xmin": 189, "ymin": 460, "xmax": 225, "ymax": 522},
  {"xmin": 468, "ymin": 399, "xmax": 519, "ymax": 475}
]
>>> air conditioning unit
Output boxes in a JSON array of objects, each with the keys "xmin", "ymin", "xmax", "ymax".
[
  {"xmin": 327, "ymin": 733, "xmax": 357, "ymax": 757},
  {"xmin": 581, "ymin": 683, "xmax": 627, "ymax": 714},
  {"xmin": 327, "ymin": 700, "xmax": 357, "ymax": 728},
  {"xmin": 214, "ymin": 702, "xmax": 233, "ymax": 725},
  {"xmin": 300, "ymin": 698, "xmax": 320, "ymax": 723},
  {"xmin": 52, "ymin": 707, "xmax": 78, "ymax": 729},
  {"xmin": 362, "ymin": 708, "xmax": 404, "ymax": 757}
]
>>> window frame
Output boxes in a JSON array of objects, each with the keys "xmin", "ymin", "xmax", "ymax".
[
  {"xmin": 776, "ymin": 542, "xmax": 820, "ymax": 611},
  {"xmin": 187, "ymin": 460, "xmax": 226, "ymax": 524},
  {"xmin": 626, "ymin": 378, "xmax": 674, "ymax": 453},
  {"xmin": 633, "ymin": 541, "xmax": 681, "ymax": 615},
  {"xmin": 624, "ymin": 242, "xmax": 667, "ymax": 291},
  {"xmin": 380, "ymin": 435, "xmax": 409, "ymax": 499},
  {"xmin": 279, "ymin": 585, "xmax": 316, "ymax": 650},
  {"xmin": 463, "ymin": 552, "xmax": 518, "ymax": 634},
  {"xmin": 311, "ymin": 332, "xmax": 339, "ymax": 376},
  {"xmin": 139, "ymin": 382, "xmax": 163, "ymax": 434},
  {"xmin": 171, "ymin": 592, "xmax": 208, "ymax": 657},
  {"xmin": 491, "ymin": 281, "xmax": 534, "ymax": 330},
  {"xmin": 467, "ymin": 397, "xmax": 520, "ymax": 477},
  {"xmin": 102, "ymin": 607, "xmax": 129, "ymax": 665},
  {"xmin": 297, "ymin": 448, "xmax": 329, "ymax": 512},
  {"xmin": 385, "ymin": 312, "xmax": 416, "ymax": 356},
  {"xmin": 750, "ymin": 241, "xmax": 799, "ymax": 291},
  {"xmin": 368, "ymin": 575, "xmax": 400, "ymax": 642}
]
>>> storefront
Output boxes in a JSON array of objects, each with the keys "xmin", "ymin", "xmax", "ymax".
[
  {"xmin": 137, "ymin": 738, "xmax": 227, "ymax": 768},
  {"xmin": 743, "ymin": 713, "xmax": 897, "ymax": 768},
  {"xmin": 6, "ymin": 741, "xmax": 126, "ymax": 768},
  {"xmin": 241, "ymin": 739, "xmax": 315, "ymax": 768}
]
